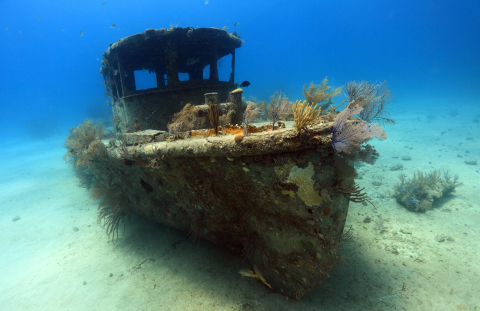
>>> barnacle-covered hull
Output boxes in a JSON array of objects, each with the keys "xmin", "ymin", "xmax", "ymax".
[{"xmin": 85, "ymin": 123, "xmax": 352, "ymax": 299}]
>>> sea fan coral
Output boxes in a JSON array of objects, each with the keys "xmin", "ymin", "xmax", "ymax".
[{"xmin": 331, "ymin": 102, "xmax": 386, "ymax": 156}]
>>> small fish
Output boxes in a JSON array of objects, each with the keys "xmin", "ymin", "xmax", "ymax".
[
  {"xmin": 239, "ymin": 80, "xmax": 250, "ymax": 87},
  {"xmin": 254, "ymin": 265, "xmax": 272, "ymax": 289},
  {"xmin": 102, "ymin": 2, "xmax": 106, "ymax": 5},
  {"xmin": 317, "ymin": 98, "xmax": 334, "ymax": 110},
  {"xmin": 109, "ymin": 24, "xmax": 117, "ymax": 28},
  {"xmin": 5, "ymin": 28, "xmax": 9, "ymax": 31},
  {"xmin": 19, "ymin": 30, "xmax": 24, "ymax": 34},
  {"xmin": 37, "ymin": 16, "xmax": 40, "ymax": 20},
  {"xmin": 80, "ymin": 30, "xmax": 83, "ymax": 37},
  {"xmin": 239, "ymin": 269, "xmax": 257, "ymax": 279},
  {"xmin": 61, "ymin": 28, "xmax": 65, "ymax": 31},
  {"xmin": 401, "ymin": 188, "xmax": 405, "ymax": 191},
  {"xmin": 234, "ymin": 22, "xmax": 239, "ymax": 26},
  {"xmin": 414, "ymin": 201, "xmax": 420, "ymax": 203},
  {"xmin": 205, "ymin": 1, "xmax": 208, "ymax": 3},
  {"xmin": 187, "ymin": 58, "xmax": 199, "ymax": 65}
]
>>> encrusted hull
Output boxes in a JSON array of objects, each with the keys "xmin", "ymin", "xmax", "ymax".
[{"xmin": 84, "ymin": 123, "xmax": 352, "ymax": 299}]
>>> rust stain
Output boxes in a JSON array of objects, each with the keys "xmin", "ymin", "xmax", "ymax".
[
  {"xmin": 190, "ymin": 125, "xmax": 264, "ymax": 138},
  {"xmin": 322, "ymin": 206, "xmax": 331, "ymax": 217}
]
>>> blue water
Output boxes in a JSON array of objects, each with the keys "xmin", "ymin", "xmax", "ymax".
[
  {"xmin": 1, "ymin": 1, "xmax": 480, "ymax": 309},
  {"xmin": 1, "ymin": 0, "xmax": 479, "ymax": 142}
]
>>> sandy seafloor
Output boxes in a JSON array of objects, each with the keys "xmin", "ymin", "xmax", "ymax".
[{"xmin": 1, "ymin": 107, "xmax": 479, "ymax": 311}]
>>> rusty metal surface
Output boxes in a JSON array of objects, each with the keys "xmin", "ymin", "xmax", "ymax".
[{"xmin": 93, "ymin": 122, "xmax": 351, "ymax": 298}]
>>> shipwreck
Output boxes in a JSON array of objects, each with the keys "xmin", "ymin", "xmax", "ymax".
[{"xmin": 64, "ymin": 27, "xmax": 388, "ymax": 299}]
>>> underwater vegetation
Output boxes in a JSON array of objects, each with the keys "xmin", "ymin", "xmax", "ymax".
[
  {"xmin": 259, "ymin": 77, "xmax": 342, "ymax": 126},
  {"xmin": 63, "ymin": 119, "xmax": 105, "ymax": 169},
  {"xmin": 303, "ymin": 77, "xmax": 342, "ymax": 112},
  {"xmin": 90, "ymin": 186, "xmax": 132, "ymax": 242},
  {"xmin": 329, "ymin": 80, "xmax": 393, "ymax": 181},
  {"xmin": 207, "ymin": 95, "xmax": 220, "ymax": 135},
  {"xmin": 244, "ymin": 101, "xmax": 264, "ymax": 135},
  {"xmin": 394, "ymin": 169, "xmax": 462, "ymax": 212},
  {"xmin": 343, "ymin": 81, "xmax": 394, "ymax": 126},
  {"xmin": 64, "ymin": 120, "xmax": 131, "ymax": 241},
  {"xmin": 168, "ymin": 103, "xmax": 199, "ymax": 134},
  {"xmin": 331, "ymin": 103, "xmax": 386, "ymax": 158},
  {"xmin": 266, "ymin": 91, "xmax": 289, "ymax": 128},
  {"xmin": 291, "ymin": 100, "xmax": 322, "ymax": 133}
]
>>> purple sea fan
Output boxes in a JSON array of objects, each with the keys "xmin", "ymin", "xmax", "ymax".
[{"xmin": 331, "ymin": 102, "xmax": 386, "ymax": 156}]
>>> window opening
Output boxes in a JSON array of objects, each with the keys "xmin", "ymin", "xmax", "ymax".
[{"xmin": 134, "ymin": 70, "xmax": 157, "ymax": 90}]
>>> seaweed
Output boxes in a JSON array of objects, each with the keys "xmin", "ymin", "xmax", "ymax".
[
  {"xmin": 64, "ymin": 119, "xmax": 133, "ymax": 242},
  {"xmin": 170, "ymin": 103, "xmax": 198, "ymax": 131},
  {"xmin": 91, "ymin": 185, "xmax": 132, "ymax": 243},
  {"xmin": 73, "ymin": 167, "xmax": 97, "ymax": 189},
  {"xmin": 63, "ymin": 119, "xmax": 105, "ymax": 169}
]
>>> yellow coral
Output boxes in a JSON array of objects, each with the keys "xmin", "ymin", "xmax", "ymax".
[
  {"xmin": 292, "ymin": 100, "xmax": 322, "ymax": 133},
  {"xmin": 303, "ymin": 77, "xmax": 342, "ymax": 105}
]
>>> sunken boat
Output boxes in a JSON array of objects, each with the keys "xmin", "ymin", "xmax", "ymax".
[{"xmin": 64, "ymin": 27, "xmax": 385, "ymax": 299}]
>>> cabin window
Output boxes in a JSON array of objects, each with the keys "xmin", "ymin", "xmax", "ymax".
[
  {"xmin": 179, "ymin": 72, "xmax": 189, "ymax": 81},
  {"xmin": 203, "ymin": 65, "xmax": 210, "ymax": 79},
  {"xmin": 134, "ymin": 70, "xmax": 157, "ymax": 90},
  {"xmin": 217, "ymin": 54, "xmax": 232, "ymax": 82}
]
